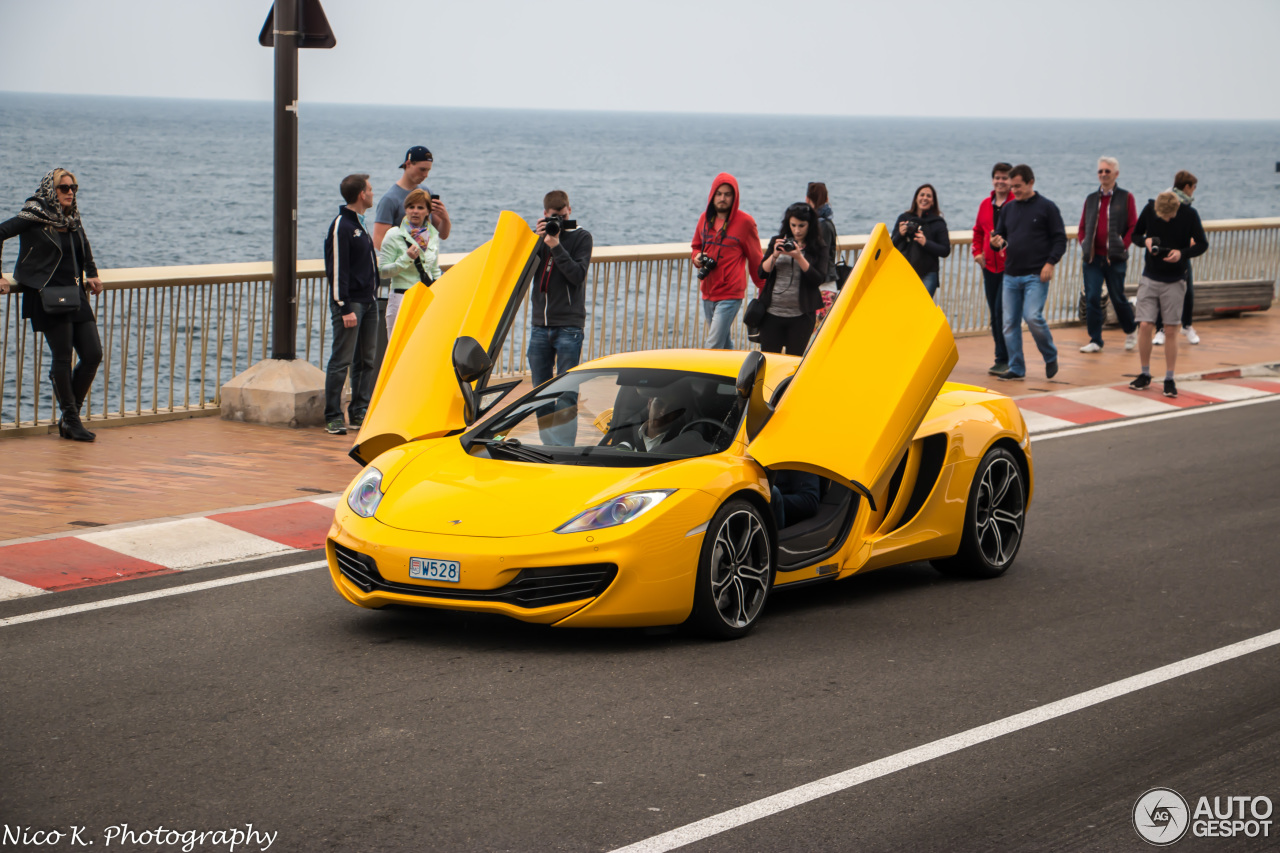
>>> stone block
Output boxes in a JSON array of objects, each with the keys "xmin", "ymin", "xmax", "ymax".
[{"xmin": 220, "ymin": 359, "xmax": 327, "ymax": 428}]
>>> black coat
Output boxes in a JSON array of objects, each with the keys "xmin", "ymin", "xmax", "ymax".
[
  {"xmin": 0, "ymin": 216, "xmax": 98, "ymax": 332},
  {"xmin": 891, "ymin": 211, "xmax": 951, "ymax": 277},
  {"xmin": 756, "ymin": 235, "xmax": 828, "ymax": 317}
]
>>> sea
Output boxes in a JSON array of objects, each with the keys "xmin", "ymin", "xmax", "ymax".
[{"xmin": 2, "ymin": 91, "xmax": 1278, "ymax": 269}]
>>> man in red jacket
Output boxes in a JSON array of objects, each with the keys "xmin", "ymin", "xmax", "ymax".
[
  {"xmin": 972, "ymin": 162, "xmax": 1012, "ymax": 375},
  {"xmin": 691, "ymin": 173, "xmax": 764, "ymax": 349}
]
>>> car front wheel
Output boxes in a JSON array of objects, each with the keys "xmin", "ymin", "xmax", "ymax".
[
  {"xmin": 688, "ymin": 499, "xmax": 774, "ymax": 639},
  {"xmin": 932, "ymin": 447, "xmax": 1025, "ymax": 579}
]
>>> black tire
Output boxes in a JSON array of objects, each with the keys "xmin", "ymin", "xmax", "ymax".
[
  {"xmin": 932, "ymin": 447, "xmax": 1026, "ymax": 579},
  {"xmin": 688, "ymin": 499, "xmax": 775, "ymax": 639}
]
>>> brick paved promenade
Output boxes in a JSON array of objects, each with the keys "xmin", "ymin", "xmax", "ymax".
[{"xmin": 1, "ymin": 310, "xmax": 1276, "ymax": 543}]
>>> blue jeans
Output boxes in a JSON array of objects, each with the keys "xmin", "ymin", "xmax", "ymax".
[
  {"xmin": 1082, "ymin": 256, "xmax": 1137, "ymax": 344},
  {"xmin": 702, "ymin": 298, "xmax": 742, "ymax": 349},
  {"xmin": 325, "ymin": 301, "xmax": 379, "ymax": 423},
  {"xmin": 527, "ymin": 325, "xmax": 583, "ymax": 446},
  {"xmin": 981, "ymin": 267, "xmax": 1008, "ymax": 364},
  {"xmin": 1001, "ymin": 274, "xmax": 1058, "ymax": 377},
  {"xmin": 920, "ymin": 271, "xmax": 939, "ymax": 298}
]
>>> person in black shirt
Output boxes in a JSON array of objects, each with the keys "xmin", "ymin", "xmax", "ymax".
[
  {"xmin": 0, "ymin": 169, "xmax": 104, "ymax": 441},
  {"xmin": 1127, "ymin": 192, "xmax": 1208, "ymax": 398},
  {"xmin": 891, "ymin": 184, "xmax": 951, "ymax": 297}
]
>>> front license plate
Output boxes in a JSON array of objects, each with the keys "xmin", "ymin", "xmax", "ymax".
[{"xmin": 409, "ymin": 558, "xmax": 461, "ymax": 583}]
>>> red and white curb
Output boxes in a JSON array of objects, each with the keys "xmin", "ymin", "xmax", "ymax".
[
  {"xmin": 1016, "ymin": 374, "xmax": 1280, "ymax": 433},
  {"xmin": 0, "ymin": 496, "xmax": 340, "ymax": 601},
  {"xmin": 2, "ymin": 372, "xmax": 1276, "ymax": 602}
]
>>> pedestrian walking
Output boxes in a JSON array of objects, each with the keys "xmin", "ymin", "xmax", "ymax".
[
  {"xmin": 990, "ymin": 164, "xmax": 1065, "ymax": 381},
  {"xmin": 891, "ymin": 184, "xmax": 951, "ymax": 298},
  {"xmin": 1154, "ymin": 170, "xmax": 1202, "ymax": 346},
  {"xmin": 972, "ymin": 163, "xmax": 1012, "ymax": 375},
  {"xmin": 1128, "ymin": 191, "xmax": 1208, "ymax": 398},
  {"xmin": 691, "ymin": 173, "xmax": 765, "ymax": 349},
  {"xmin": 1077, "ymin": 156, "xmax": 1139, "ymax": 354},
  {"xmin": 755, "ymin": 202, "xmax": 828, "ymax": 355},
  {"xmin": 323, "ymin": 174, "xmax": 380, "ymax": 436},
  {"xmin": 378, "ymin": 188, "xmax": 440, "ymax": 338},
  {"xmin": 806, "ymin": 182, "xmax": 840, "ymax": 322},
  {"xmin": 0, "ymin": 169, "xmax": 104, "ymax": 441}
]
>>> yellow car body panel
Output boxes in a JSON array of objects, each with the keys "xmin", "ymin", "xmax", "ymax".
[
  {"xmin": 353, "ymin": 211, "xmax": 540, "ymax": 463},
  {"xmin": 746, "ymin": 224, "xmax": 958, "ymax": 507},
  {"xmin": 326, "ymin": 215, "xmax": 1033, "ymax": 630}
]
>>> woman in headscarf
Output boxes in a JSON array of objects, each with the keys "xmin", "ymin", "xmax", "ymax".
[{"xmin": 0, "ymin": 169, "xmax": 104, "ymax": 441}]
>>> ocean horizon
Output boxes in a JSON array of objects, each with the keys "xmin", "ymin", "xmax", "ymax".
[{"xmin": 2, "ymin": 90, "xmax": 1278, "ymax": 271}]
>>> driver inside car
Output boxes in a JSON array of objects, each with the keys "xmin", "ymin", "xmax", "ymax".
[{"xmin": 611, "ymin": 391, "xmax": 690, "ymax": 452}]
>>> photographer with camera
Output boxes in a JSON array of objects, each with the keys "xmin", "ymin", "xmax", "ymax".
[
  {"xmin": 529, "ymin": 190, "xmax": 593, "ymax": 444},
  {"xmin": 1127, "ymin": 191, "xmax": 1208, "ymax": 398},
  {"xmin": 691, "ymin": 173, "xmax": 765, "ymax": 349},
  {"xmin": 891, "ymin": 184, "xmax": 951, "ymax": 297},
  {"xmin": 754, "ymin": 202, "xmax": 828, "ymax": 355}
]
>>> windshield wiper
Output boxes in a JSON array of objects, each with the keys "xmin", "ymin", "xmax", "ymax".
[{"xmin": 470, "ymin": 437, "xmax": 556, "ymax": 464}]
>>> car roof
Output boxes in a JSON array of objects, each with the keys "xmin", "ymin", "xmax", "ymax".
[{"xmin": 573, "ymin": 348, "xmax": 800, "ymax": 377}]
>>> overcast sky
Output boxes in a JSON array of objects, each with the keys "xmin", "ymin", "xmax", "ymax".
[{"xmin": 2, "ymin": 0, "xmax": 1278, "ymax": 120}]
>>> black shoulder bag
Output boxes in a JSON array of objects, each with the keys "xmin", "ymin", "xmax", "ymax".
[{"xmin": 39, "ymin": 229, "xmax": 84, "ymax": 315}]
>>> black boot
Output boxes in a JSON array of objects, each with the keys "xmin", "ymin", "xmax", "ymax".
[{"xmin": 60, "ymin": 407, "xmax": 96, "ymax": 442}]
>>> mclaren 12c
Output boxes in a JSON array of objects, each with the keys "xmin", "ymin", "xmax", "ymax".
[{"xmin": 326, "ymin": 214, "xmax": 1034, "ymax": 638}]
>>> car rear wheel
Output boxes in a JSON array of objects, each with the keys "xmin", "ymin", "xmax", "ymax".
[
  {"xmin": 932, "ymin": 447, "xmax": 1025, "ymax": 579},
  {"xmin": 688, "ymin": 499, "xmax": 774, "ymax": 639}
]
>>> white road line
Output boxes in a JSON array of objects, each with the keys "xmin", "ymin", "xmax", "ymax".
[
  {"xmin": 0, "ymin": 561, "xmax": 326, "ymax": 628},
  {"xmin": 312, "ymin": 496, "xmax": 342, "ymax": 509},
  {"xmin": 78, "ymin": 517, "xmax": 294, "ymax": 570},
  {"xmin": 1031, "ymin": 394, "xmax": 1280, "ymax": 441},
  {"xmin": 609, "ymin": 626, "xmax": 1280, "ymax": 853}
]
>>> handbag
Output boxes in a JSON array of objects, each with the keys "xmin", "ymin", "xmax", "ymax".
[
  {"xmin": 40, "ymin": 230, "xmax": 84, "ymax": 315},
  {"xmin": 742, "ymin": 297, "xmax": 766, "ymax": 329},
  {"xmin": 834, "ymin": 261, "xmax": 853, "ymax": 289}
]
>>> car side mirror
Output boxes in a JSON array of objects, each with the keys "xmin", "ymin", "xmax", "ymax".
[
  {"xmin": 452, "ymin": 336, "xmax": 493, "ymax": 424},
  {"xmin": 736, "ymin": 351, "xmax": 771, "ymax": 441}
]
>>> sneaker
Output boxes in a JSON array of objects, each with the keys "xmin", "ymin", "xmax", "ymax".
[
  {"xmin": 326, "ymin": 420, "xmax": 347, "ymax": 435},
  {"xmin": 1153, "ymin": 330, "xmax": 1165, "ymax": 346},
  {"xmin": 1163, "ymin": 378, "xmax": 1178, "ymax": 398},
  {"xmin": 987, "ymin": 362, "xmax": 1009, "ymax": 376},
  {"xmin": 997, "ymin": 370, "xmax": 1025, "ymax": 381},
  {"xmin": 1079, "ymin": 342, "xmax": 1103, "ymax": 353},
  {"xmin": 1046, "ymin": 360, "xmax": 1059, "ymax": 379},
  {"xmin": 348, "ymin": 416, "xmax": 364, "ymax": 429},
  {"xmin": 1182, "ymin": 326, "xmax": 1200, "ymax": 345},
  {"xmin": 1124, "ymin": 332, "xmax": 1138, "ymax": 351},
  {"xmin": 1129, "ymin": 373, "xmax": 1152, "ymax": 391}
]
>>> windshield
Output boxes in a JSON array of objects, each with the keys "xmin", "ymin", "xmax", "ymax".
[{"xmin": 466, "ymin": 368, "xmax": 745, "ymax": 466}]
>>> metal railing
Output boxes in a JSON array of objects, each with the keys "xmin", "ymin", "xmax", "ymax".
[{"xmin": 4, "ymin": 217, "xmax": 1277, "ymax": 433}]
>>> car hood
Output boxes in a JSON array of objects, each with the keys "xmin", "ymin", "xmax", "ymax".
[{"xmin": 375, "ymin": 441, "xmax": 706, "ymax": 537}]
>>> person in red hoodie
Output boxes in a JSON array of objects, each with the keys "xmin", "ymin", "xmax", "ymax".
[
  {"xmin": 691, "ymin": 173, "xmax": 764, "ymax": 349},
  {"xmin": 972, "ymin": 162, "xmax": 1012, "ymax": 375}
]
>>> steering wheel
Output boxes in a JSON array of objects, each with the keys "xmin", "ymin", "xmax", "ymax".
[{"xmin": 677, "ymin": 418, "xmax": 734, "ymax": 443}]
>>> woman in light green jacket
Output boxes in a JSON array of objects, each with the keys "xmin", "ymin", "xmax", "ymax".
[{"xmin": 379, "ymin": 187, "xmax": 441, "ymax": 336}]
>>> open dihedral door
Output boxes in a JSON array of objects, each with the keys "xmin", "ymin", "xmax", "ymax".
[
  {"xmin": 350, "ymin": 211, "xmax": 541, "ymax": 466},
  {"xmin": 746, "ymin": 223, "xmax": 958, "ymax": 509}
]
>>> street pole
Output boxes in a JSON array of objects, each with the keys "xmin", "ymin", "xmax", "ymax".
[{"xmin": 271, "ymin": 0, "xmax": 299, "ymax": 360}]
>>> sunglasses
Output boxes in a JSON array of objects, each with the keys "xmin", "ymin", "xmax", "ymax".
[
  {"xmin": 1097, "ymin": 169, "xmax": 1114, "ymax": 174},
  {"xmin": 57, "ymin": 184, "xmax": 79, "ymax": 193}
]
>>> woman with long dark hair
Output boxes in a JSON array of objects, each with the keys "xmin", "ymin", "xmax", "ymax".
[
  {"xmin": 755, "ymin": 202, "xmax": 828, "ymax": 355},
  {"xmin": 0, "ymin": 169, "xmax": 104, "ymax": 441},
  {"xmin": 891, "ymin": 183, "xmax": 951, "ymax": 297}
]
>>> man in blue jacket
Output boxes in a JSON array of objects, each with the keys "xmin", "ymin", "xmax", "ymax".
[
  {"xmin": 991, "ymin": 164, "xmax": 1066, "ymax": 381},
  {"xmin": 323, "ymin": 174, "xmax": 379, "ymax": 435}
]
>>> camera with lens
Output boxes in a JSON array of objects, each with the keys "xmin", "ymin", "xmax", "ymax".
[
  {"xmin": 696, "ymin": 253, "xmax": 718, "ymax": 280},
  {"xmin": 1148, "ymin": 237, "xmax": 1171, "ymax": 260},
  {"xmin": 781, "ymin": 238, "xmax": 797, "ymax": 253},
  {"xmin": 901, "ymin": 217, "xmax": 923, "ymax": 240},
  {"xmin": 542, "ymin": 214, "xmax": 578, "ymax": 237}
]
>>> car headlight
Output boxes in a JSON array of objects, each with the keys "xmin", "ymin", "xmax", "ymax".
[
  {"xmin": 347, "ymin": 467, "xmax": 384, "ymax": 518},
  {"xmin": 555, "ymin": 489, "xmax": 675, "ymax": 534}
]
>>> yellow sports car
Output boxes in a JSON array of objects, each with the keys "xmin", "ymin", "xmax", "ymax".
[{"xmin": 326, "ymin": 214, "xmax": 1033, "ymax": 638}]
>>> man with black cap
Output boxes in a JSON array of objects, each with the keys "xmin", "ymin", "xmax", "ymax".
[{"xmin": 370, "ymin": 146, "xmax": 452, "ymax": 361}]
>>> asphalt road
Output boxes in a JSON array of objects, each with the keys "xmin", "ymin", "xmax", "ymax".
[{"xmin": 3, "ymin": 401, "xmax": 1278, "ymax": 852}]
